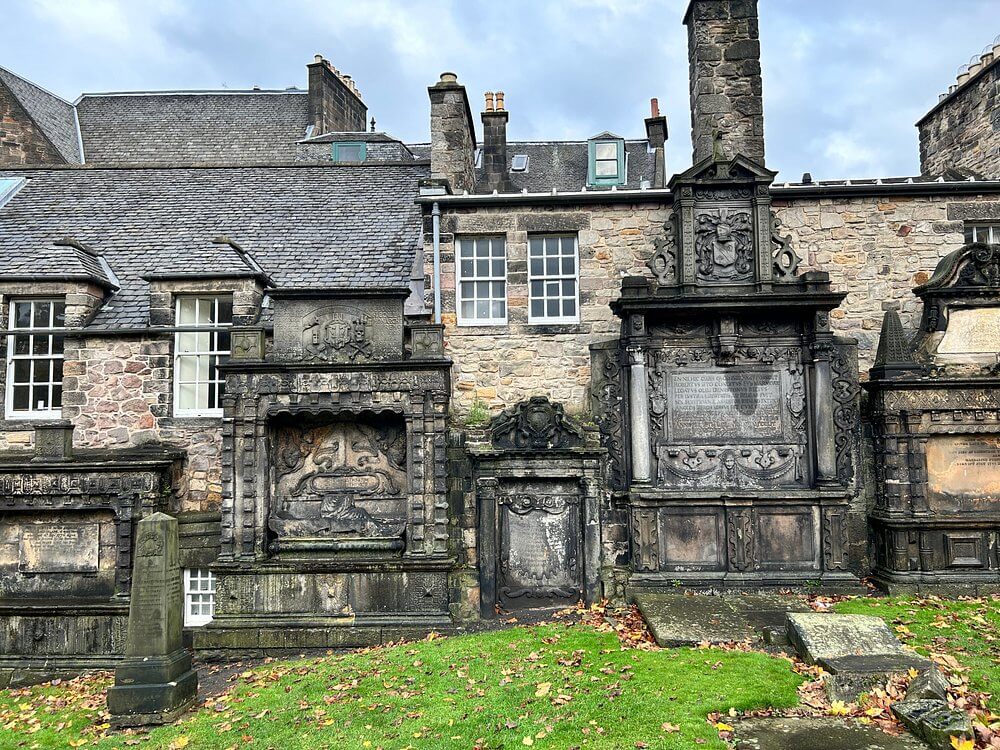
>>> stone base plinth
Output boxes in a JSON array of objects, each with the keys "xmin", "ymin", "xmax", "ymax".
[{"xmin": 107, "ymin": 650, "xmax": 198, "ymax": 727}]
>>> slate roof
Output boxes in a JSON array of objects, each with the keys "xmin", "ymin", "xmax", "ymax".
[
  {"xmin": 0, "ymin": 67, "xmax": 81, "ymax": 163},
  {"xmin": 476, "ymin": 140, "xmax": 656, "ymax": 193},
  {"xmin": 75, "ymin": 91, "xmax": 312, "ymax": 164},
  {"xmin": 0, "ymin": 163, "xmax": 428, "ymax": 328}
]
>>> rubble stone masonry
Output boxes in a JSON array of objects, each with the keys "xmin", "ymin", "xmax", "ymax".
[
  {"xmin": 919, "ymin": 58, "xmax": 1000, "ymax": 179},
  {"xmin": 0, "ymin": 83, "xmax": 65, "ymax": 165},
  {"xmin": 429, "ymin": 191, "xmax": 1000, "ymax": 417}
]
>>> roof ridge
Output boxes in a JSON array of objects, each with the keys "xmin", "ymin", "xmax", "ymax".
[
  {"xmin": 77, "ymin": 89, "xmax": 306, "ymax": 100},
  {"xmin": 0, "ymin": 65, "xmax": 75, "ymax": 106}
]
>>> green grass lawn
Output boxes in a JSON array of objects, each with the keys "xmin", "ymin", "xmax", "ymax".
[
  {"xmin": 834, "ymin": 595, "xmax": 1000, "ymax": 705},
  {"xmin": 0, "ymin": 622, "xmax": 804, "ymax": 750}
]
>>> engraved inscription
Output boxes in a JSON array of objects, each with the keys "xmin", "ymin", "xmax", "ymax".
[
  {"xmin": 668, "ymin": 369, "xmax": 783, "ymax": 441},
  {"xmin": 19, "ymin": 524, "xmax": 100, "ymax": 573},
  {"xmin": 927, "ymin": 434, "xmax": 1000, "ymax": 511},
  {"xmin": 938, "ymin": 307, "xmax": 1000, "ymax": 355}
]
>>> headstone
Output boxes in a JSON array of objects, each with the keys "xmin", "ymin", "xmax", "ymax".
[{"xmin": 107, "ymin": 513, "xmax": 198, "ymax": 726}]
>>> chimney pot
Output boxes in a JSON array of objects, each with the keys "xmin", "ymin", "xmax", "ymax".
[
  {"xmin": 651, "ymin": 97, "xmax": 660, "ymax": 118},
  {"xmin": 314, "ymin": 54, "xmax": 323, "ymax": 63},
  {"xmin": 439, "ymin": 72, "xmax": 458, "ymax": 84},
  {"xmin": 484, "ymin": 91, "xmax": 495, "ymax": 112},
  {"xmin": 495, "ymin": 91, "xmax": 505, "ymax": 111}
]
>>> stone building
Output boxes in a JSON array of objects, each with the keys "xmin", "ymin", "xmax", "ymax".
[{"xmin": 0, "ymin": 0, "xmax": 997, "ymax": 679}]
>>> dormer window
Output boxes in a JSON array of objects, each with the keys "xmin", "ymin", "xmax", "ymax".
[
  {"xmin": 587, "ymin": 135, "xmax": 626, "ymax": 187},
  {"xmin": 331, "ymin": 142, "xmax": 366, "ymax": 163}
]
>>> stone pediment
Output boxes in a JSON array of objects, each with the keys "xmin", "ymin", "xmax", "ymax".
[
  {"xmin": 668, "ymin": 154, "xmax": 777, "ymax": 189},
  {"xmin": 915, "ymin": 242, "xmax": 1000, "ymax": 295}
]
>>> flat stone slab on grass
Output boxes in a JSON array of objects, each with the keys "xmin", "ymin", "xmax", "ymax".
[
  {"xmin": 724, "ymin": 592, "xmax": 812, "ymax": 631},
  {"xmin": 733, "ymin": 717, "xmax": 927, "ymax": 750},
  {"xmin": 634, "ymin": 594, "xmax": 754, "ymax": 646},
  {"xmin": 786, "ymin": 613, "xmax": 911, "ymax": 664}
]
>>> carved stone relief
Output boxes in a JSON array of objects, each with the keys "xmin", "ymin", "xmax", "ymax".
[
  {"xmin": 490, "ymin": 396, "xmax": 585, "ymax": 451},
  {"xmin": 694, "ymin": 207, "xmax": 753, "ymax": 283},
  {"xmin": 646, "ymin": 212, "xmax": 677, "ymax": 285},
  {"xmin": 302, "ymin": 306, "xmax": 374, "ymax": 362},
  {"xmin": 269, "ymin": 416, "xmax": 407, "ymax": 539}
]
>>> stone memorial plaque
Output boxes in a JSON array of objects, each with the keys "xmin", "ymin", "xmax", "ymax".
[
  {"xmin": 927, "ymin": 434, "xmax": 1000, "ymax": 511},
  {"xmin": 18, "ymin": 523, "xmax": 99, "ymax": 573},
  {"xmin": 272, "ymin": 296, "xmax": 404, "ymax": 362},
  {"xmin": 937, "ymin": 307, "xmax": 1000, "ymax": 355},
  {"xmin": 667, "ymin": 368, "xmax": 784, "ymax": 441}
]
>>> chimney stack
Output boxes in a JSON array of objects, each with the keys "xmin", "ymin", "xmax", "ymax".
[
  {"xmin": 307, "ymin": 54, "xmax": 368, "ymax": 135},
  {"xmin": 481, "ymin": 89, "xmax": 512, "ymax": 193},
  {"xmin": 684, "ymin": 0, "xmax": 765, "ymax": 165},
  {"xmin": 428, "ymin": 72, "xmax": 477, "ymax": 194},
  {"xmin": 644, "ymin": 97, "xmax": 669, "ymax": 187}
]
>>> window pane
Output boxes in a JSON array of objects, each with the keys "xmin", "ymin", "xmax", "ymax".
[
  {"xmin": 12, "ymin": 385, "xmax": 28, "ymax": 410},
  {"xmin": 177, "ymin": 298, "xmax": 197, "ymax": 325},
  {"xmin": 476, "ymin": 299, "xmax": 489, "ymax": 318},
  {"xmin": 32, "ymin": 302, "xmax": 50, "ymax": 328},
  {"xmin": 13, "ymin": 360, "xmax": 29, "ymax": 384},
  {"xmin": 595, "ymin": 159, "xmax": 618, "ymax": 177},
  {"xmin": 32, "ymin": 335, "xmax": 49, "ymax": 356},
  {"xmin": 33, "ymin": 360, "xmax": 50, "ymax": 383},
  {"xmin": 965, "ymin": 227, "xmax": 975, "ymax": 243},
  {"xmin": 217, "ymin": 298, "xmax": 233, "ymax": 325},
  {"xmin": 178, "ymin": 382, "xmax": 198, "ymax": 409},
  {"xmin": 13, "ymin": 334, "xmax": 29, "ymax": 355},
  {"xmin": 461, "ymin": 259, "xmax": 474, "ymax": 277},
  {"xmin": 196, "ymin": 298, "xmax": 215, "ymax": 324},
  {"xmin": 52, "ymin": 301, "xmax": 66, "ymax": 327},
  {"xmin": 460, "ymin": 300, "xmax": 474, "ymax": 319},
  {"xmin": 51, "ymin": 334, "xmax": 64, "ymax": 355},
  {"xmin": 476, "ymin": 258, "xmax": 489, "ymax": 276},
  {"xmin": 530, "ymin": 281, "xmax": 543, "ymax": 297},
  {"xmin": 178, "ymin": 355, "xmax": 198, "ymax": 382},
  {"xmin": 562, "ymin": 279, "xmax": 576, "ymax": 296},
  {"xmin": 529, "ymin": 238, "xmax": 543, "ymax": 256},
  {"xmin": 217, "ymin": 331, "xmax": 231, "ymax": 353},
  {"xmin": 563, "ymin": 298, "xmax": 577, "ymax": 317},
  {"xmin": 547, "ymin": 299, "xmax": 559, "ymax": 317},
  {"xmin": 52, "ymin": 359, "xmax": 63, "ymax": 382},
  {"xmin": 460, "ymin": 281, "xmax": 474, "ymax": 299},
  {"xmin": 561, "ymin": 256, "xmax": 575, "ymax": 275},
  {"xmin": 492, "ymin": 300, "xmax": 505, "ymax": 319},
  {"xmin": 491, "ymin": 258, "xmax": 504, "ymax": 276},
  {"xmin": 51, "ymin": 385, "xmax": 62, "ymax": 409},
  {"xmin": 530, "ymin": 299, "xmax": 544, "ymax": 318},
  {"xmin": 177, "ymin": 332, "xmax": 198, "ymax": 354},
  {"xmin": 31, "ymin": 385, "xmax": 49, "ymax": 411},
  {"xmin": 491, "ymin": 281, "xmax": 505, "ymax": 298},
  {"xmin": 530, "ymin": 257, "xmax": 543, "ymax": 276},
  {"xmin": 13, "ymin": 302, "xmax": 31, "ymax": 328},
  {"xmin": 546, "ymin": 255, "xmax": 559, "ymax": 275},
  {"xmin": 595, "ymin": 142, "xmax": 617, "ymax": 160}
]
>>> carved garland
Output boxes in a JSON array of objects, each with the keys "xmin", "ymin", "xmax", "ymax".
[
  {"xmin": 592, "ymin": 348, "xmax": 628, "ymax": 491},
  {"xmin": 830, "ymin": 348, "xmax": 860, "ymax": 486}
]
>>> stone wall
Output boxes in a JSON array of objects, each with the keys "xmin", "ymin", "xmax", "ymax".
[
  {"xmin": 0, "ymin": 83, "xmax": 65, "ymax": 166},
  {"xmin": 60, "ymin": 335, "xmax": 223, "ymax": 513},
  {"xmin": 428, "ymin": 190, "xmax": 1000, "ymax": 418},
  {"xmin": 919, "ymin": 59, "xmax": 1000, "ymax": 179},
  {"xmin": 686, "ymin": 0, "xmax": 765, "ymax": 165},
  {"xmin": 428, "ymin": 75, "xmax": 476, "ymax": 194}
]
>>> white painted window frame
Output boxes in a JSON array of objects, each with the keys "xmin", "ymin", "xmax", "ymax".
[
  {"xmin": 456, "ymin": 236, "xmax": 508, "ymax": 327},
  {"xmin": 183, "ymin": 568, "xmax": 216, "ymax": 627},
  {"xmin": 172, "ymin": 295, "xmax": 232, "ymax": 418},
  {"xmin": 966, "ymin": 224, "xmax": 1000, "ymax": 244},
  {"xmin": 4, "ymin": 298, "xmax": 65, "ymax": 420},
  {"xmin": 527, "ymin": 234, "xmax": 581, "ymax": 325}
]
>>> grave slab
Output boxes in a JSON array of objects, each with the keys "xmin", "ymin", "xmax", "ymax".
[
  {"xmin": 733, "ymin": 717, "xmax": 927, "ymax": 750},
  {"xmin": 892, "ymin": 699, "xmax": 974, "ymax": 750},
  {"xmin": 634, "ymin": 594, "xmax": 754, "ymax": 646},
  {"xmin": 786, "ymin": 613, "xmax": 909, "ymax": 664}
]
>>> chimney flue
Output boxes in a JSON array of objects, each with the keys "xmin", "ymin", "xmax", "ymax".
[
  {"xmin": 650, "ymin": 97, "xmax": 660, "ymax": 118},
  {"xmin": 684, "ymin": 0, "xmax": 765, "ymax": 165},
  {"xmin": 480, "ymin": 88, "xmax": 511, "ymax": 193},
  {"xmin": 484, "ymin": 91, "xmax": 495, "ymax": 112},
  {"xmin": 495, "ymin": 91, "xmax": 505, "ymax": 111}
]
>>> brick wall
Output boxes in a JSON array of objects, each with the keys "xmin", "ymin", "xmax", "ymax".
[
  {"xmin": 0, "ymin": 83, "xmax": 65, "ymax": 166},
  {"xmin": 428, "ymin": 190, "xmax": 1000, "ymax": 418},
  {"xmin": 919, "ymin": 60, "xmax": 1000, "ymax": 179}
]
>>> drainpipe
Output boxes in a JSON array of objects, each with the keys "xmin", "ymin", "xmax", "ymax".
[{"xmin": 432, "ymin": 201, "xmax": 442, "ymax": 324}]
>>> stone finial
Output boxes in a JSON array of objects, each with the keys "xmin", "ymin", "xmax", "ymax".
[{"xmin": 871, "ymin": 309, "xmax": 922, "ymax": 379}]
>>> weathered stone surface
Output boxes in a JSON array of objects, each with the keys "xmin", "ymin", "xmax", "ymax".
[
  {"xmin": 926, "ymin": 434, "xmax": 1000, "ymax": 512},
  {"xmin": 820, "ymin": 654, "xmax": 933, "ymax": 702},
  {"xmin": 786, "ymin": 613, "xmax": 910, "ymax": 665},
  {"xmin": 635, "ymin": 594, "xmax": 754, "ymax": 646},
  {"xmin": 906, "ymin": 667, "xmax": 950, "ymax": 703},
  {"xmin": 733, "ymin": 716, "xmax": 927, "ymax": 750},
  {"xmin": 892, "ymin": 699, "xmax": 974, "ymax": 750},
  {"xmin": 937, "ymin": 307, "xmax": 1000, "ymax": 355},
  {"xmin": 107, "ymin": 513, "xmax": 197, "ymax": 726}
]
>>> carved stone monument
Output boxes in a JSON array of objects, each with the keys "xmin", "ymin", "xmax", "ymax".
[
  {"xmin": 867, "ymin": 243, "xmax": 1000, "ymax": 592},
  {"xmin": 472, "ymin": 397, "xmax": 605, "ymax": 615},
  {"xmin": 107, "ymin": 513, "xmax": 198, "ymax": 726},
  {"xmin": 195, "ymin": 289, "xmax": 453, "ymax": 654},
  {"xmin": 593, "ymin": 155, "xmax": 861, "ymax": 588},
  {"xmin": 0, "ymin": 424, "xmax": 179, "ymax": 687}
]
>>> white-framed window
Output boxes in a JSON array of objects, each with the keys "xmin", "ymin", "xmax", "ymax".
[
  {"xmin": 173, "ymin": 295, "xmax": 233, "ymax": 417},
  {"xmin": 456, "ymin": 236, "xmax": 507, "ymax": 326},
  {"xmin": 965, "ymin": 224, "xmax": 1000, "ymax": 244},
  {"xmin": 183, "ymin": 568, "xmax": 216, "ymax": 627},
  {"xmin": 5, "ymin": 298, "xmax": 65, "ymax": 419},
  {"xmin": 528, "ymin": 235, "xmax": 580, "ymax": 324}
]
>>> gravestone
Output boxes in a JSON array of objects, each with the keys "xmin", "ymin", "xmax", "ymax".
[{"xmin": 107, "ymin": 513, "xmax": 198, "ymax": 726}]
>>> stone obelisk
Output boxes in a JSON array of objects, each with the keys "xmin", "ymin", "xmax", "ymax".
[{"xmin": 107, "ymin": 513, "xmax": 198, "ymax": 726}]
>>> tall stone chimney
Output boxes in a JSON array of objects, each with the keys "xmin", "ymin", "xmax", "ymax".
[
  {"xmin": 428, "ymin": 72, "xmax": 477, "ymax": 194},
  {"xmin": 480, "ymin": 91, "xmax": 512, "ymax": 193},
  {"xmin": 684, "ymin": 0, "xmax": 765, "ymax": 165},
  {"xmin": 307, "ymin": 55, "xmax": 367, "ymax": 134},
  {"xmin": 644, "ymin": 98, "xmax": 669, "ymax": 187}
]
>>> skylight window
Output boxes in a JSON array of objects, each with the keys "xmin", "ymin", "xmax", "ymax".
[
  {"xmin": 0, "ymin": 178, "xmax": 26, "ymax": 209},
  {"xmin": 331, "ymin": 142, "xmax": 366, "ymax": 163},
  {"xmin": 511, "ymin": 154, "xmax": 529, "ymax": 172}
]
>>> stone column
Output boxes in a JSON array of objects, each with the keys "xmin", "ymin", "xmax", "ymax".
[
  {"xmin": 627, "ymin": 344, "xmax": 652, "ymax": 483},
  {"xmin": 107, "ymin": 513, "xmax": 198, "ymax": 726},
  {"xmin": 811, "ymin": 341, "xmax": 838, "ymax": 485}
]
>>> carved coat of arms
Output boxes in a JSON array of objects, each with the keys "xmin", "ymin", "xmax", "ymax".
[
  {"xmin": 302, "ymin": 306, "xmax": 374, "ymax": 362},
  {"xmin": 694, "ymin": 207, "xmax": 753, "ymax": 282}
]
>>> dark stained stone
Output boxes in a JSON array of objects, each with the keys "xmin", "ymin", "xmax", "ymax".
[
  {"xmin": 892, "ymin": 699, "xmax": 974, "ymax": 750},
  {"xmin": 635, "ymin": 594, "xmax": 754, "ymax": 646},
  {"xmin": 734, "ymin": 717, "xmax": 927, "ymax": 750}
]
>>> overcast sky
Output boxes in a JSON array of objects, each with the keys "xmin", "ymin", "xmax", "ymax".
[{"xmin": 4, "ymin": 0, "xmax": 998, "ymax": 180}]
